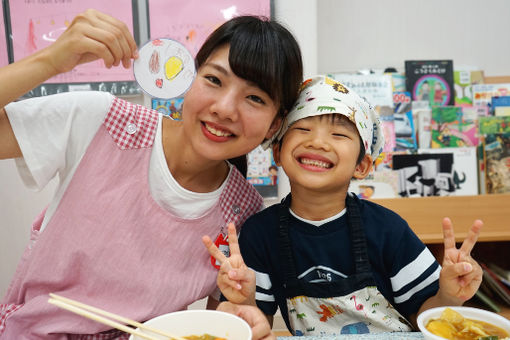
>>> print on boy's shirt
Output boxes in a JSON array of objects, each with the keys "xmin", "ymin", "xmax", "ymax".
[{"xmin": 299, "ymin": 265, "xmax": 348, "ymax": 283}]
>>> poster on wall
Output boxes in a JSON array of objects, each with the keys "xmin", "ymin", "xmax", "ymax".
[
  {"xmin": 5, "ymin": 0, "xmax": 140, "ymax": 97},
  {"xmin": 0, "ymin": 1, "xmax": 9, "ymax": 67},
  {"xmin": 247, "ymin": 146, "xmax": 278, "ymax": 198},
  {"xmin": 147, "ymin": 0, "xmax": 271, "ymax": 57}
]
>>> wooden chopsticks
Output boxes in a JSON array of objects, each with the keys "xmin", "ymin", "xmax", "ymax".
[{"xmin": 48, "ymin": 293, "xmax": 187, "ymax": 340}]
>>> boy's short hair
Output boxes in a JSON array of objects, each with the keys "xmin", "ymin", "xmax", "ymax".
[{"xmin": 263, "ymin": 75, "xmax": 385, "ymax": 163}]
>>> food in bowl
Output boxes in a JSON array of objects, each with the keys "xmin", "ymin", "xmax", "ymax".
[
  {"xmin": 418, "ymin": 307, "xmax": 510, "ymax": 340},
  {"xmin": 128, "ymin": 310, "xmax": 251, "ymax": 340},
  {"xmin": 184, "ymin": 336, "xmax": 225, "ymax": 340}
]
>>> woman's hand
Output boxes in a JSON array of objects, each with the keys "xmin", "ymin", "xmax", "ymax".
[
  {"xmin": 202, "ymin": 223, "xmax": 256, "ymax": 304},
  {"xmin": 438, "ymin": 217, "xmax": 483, "ymax": 302},
  {"xmin": 217, "ymin": 302, "xmax": 275, "ymax": 340},
  {"xmin": 45, "ymin": 9, "xmax": 138, "ymax": 75}
]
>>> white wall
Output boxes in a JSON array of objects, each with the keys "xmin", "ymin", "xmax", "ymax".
[{"xmin": 317, "ymin": 0, "xmax": 510, "ymax": 76}]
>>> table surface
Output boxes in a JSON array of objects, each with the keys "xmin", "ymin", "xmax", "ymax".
[{"xmin": 278, "ymin": 332, "xmax": 424, "ymax": 339}]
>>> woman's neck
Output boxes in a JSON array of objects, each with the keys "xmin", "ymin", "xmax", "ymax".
[{"xmin": 161, "ymin": 119, "xmax": 229, "ymax": 193}]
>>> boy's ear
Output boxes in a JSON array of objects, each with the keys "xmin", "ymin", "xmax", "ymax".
[
  {"xmin": 265, "ymin": 115, "xmax": 283, "ymax": 140},
  {"xmin": 353, "ymin": 155, "xmax": 373, "ymax": 180},
  {"xmin": 272, "ymin": 143, "xmax": 282, "ymax": 166}
]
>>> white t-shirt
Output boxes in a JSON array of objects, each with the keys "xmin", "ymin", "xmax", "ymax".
[{"xmin": 6, "ymin": 91, "xmax": 230, "ymax": 232}]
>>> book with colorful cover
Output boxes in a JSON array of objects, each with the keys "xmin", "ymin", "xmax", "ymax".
[
  {"xmin": 483, "ymin": 132, "xmax": 510, "ymax": 194},
  {"xmin": 453, "ymin": 69, "xmax": 484, "ymax": 107},
  {"xmin": 492, "ymin": 96, "xmax": 510, "ymax": 116},
  {"xmin": 405, "ymin": 60, "xmax": 454, "ymax": 107},
  {"xmin": 377, "ymin": 106, "xmax": 396, "ymax": 153},
  {"xmin": 393, "ymin": 91, "xmax": 417, "ymax": 150},
  {"xmin": 479, "ymin": 116, "xmax": 510, "ymax": 135},
  {"xmin": 472, "ymin": 83, "xmax": 510, "ymax": 107},
  {"xmin": 430, "ymin": 106, "xmax": 478, "ymax": 148}
]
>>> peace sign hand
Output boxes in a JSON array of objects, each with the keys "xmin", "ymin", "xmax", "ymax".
[
  {"xmin": 202, "ymin": 223, "xmax": 256, "ymax": 304},
  {"xmin": 438, "ymin": 217, "xmax": 483, "ymax": 302}
]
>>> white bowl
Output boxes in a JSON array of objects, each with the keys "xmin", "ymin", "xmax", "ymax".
[
  {"xmin": 417, "ymin": 306, "xmax": 510, "ymax": 340},
  {"xmin": 128, "ymin": 310, "xmax": 252, "ymax": 340}
]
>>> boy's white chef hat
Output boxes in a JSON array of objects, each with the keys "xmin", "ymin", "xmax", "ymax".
[{"xmin": 263, "ymin": 75, "xmax": 385, "ymax": 162}]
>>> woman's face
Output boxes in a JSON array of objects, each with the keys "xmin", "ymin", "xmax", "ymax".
[{"xmin": 182, "ymin": 44, "xmax": 280, "ymax": 162}]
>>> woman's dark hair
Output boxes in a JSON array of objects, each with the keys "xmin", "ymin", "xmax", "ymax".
[{"xmin": 195, "ymin": 16, "xmax": 303, "ymax": 177}]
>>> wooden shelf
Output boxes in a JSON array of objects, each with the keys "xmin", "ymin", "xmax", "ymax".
[
  {"xmin": 372, "ymin": 194, "xmax": 510, "ymax": 321},
  {"xmin": 372, "ymin": 193, "xmax": 510, "ymax": 244}
]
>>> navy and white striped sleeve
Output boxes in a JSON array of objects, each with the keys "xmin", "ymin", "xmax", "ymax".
[{"xmin": 389, "ymin": 227, "xmax": 440, "ymax": 317}]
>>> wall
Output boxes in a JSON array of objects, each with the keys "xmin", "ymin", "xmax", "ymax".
[{"xmin": 317, "ymin": 0, "xmax": 510, "ymax": 76}]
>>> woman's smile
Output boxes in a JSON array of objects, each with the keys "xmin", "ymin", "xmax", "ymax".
[{"xmin": 202, "ymin": 122, "xmax": 235, "ymax": 142}]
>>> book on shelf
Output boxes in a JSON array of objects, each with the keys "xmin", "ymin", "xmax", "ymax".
[
  {"xmin": 413, "ymin": 100, "xmax": 432, "ymax": 149},
  {"xmin": 472, "ymin": 83, "xmax": 510, "ymax": 107},
  {"xmin": 327, "ymin": 73, "xmax": 394, "ymax": 108},
  {"xmin": 393, "ymin": 91, "xmax": 417, "ymax": 150},
  {"xmin": 378, "ymin": 105, "xmax": 396, "ymax": 153},
  {"xmin": 348, "ymin": 170, "xmax": 399, "ymax": 199},
  {"xmin": 453, "ymin": 69, "xmax": 484, "ymax": 107},
  {"xmin": 483, "ymin": 132, "xmax": 510, "ymax": 194},
  {"xmin": 392, "ymin": 153, "xmax": 456, "ymax": 197},
  {"xmin": 492, "ymin": 95, "xmax": 510, "ymax": 116},
  {"xmin": 418, "ymin": 147, "xmax": 478, "ymax": 196},
  {"xmin": 473, "ymin": 288, "xmax": 501, "ymax": 313},
  {"xmin": 430, "ymin": 106, "xmax": 478, "ymax": 148},
  {"xmin": 405, "ymin": 60, "xmax": 454, "ymax": 107},
  {"xmin": 489, "ymin": 263, "xmax": 510, "ymax": 288},
  {"xmin": 481, "ymin": 263, "xmax": 510, "ymax": 306}
]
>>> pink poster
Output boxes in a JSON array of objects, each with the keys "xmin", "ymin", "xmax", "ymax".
[
  {"xmin": 8, "ymin": 0, "xmax": 135, "ymax": 84},
  {"xmin": 0, "ymin": 2, "xmax": 8, "ymax": 67},
  {"xmin": 148, "ymin": 0, "xmax": 271, "ymax": 57}
]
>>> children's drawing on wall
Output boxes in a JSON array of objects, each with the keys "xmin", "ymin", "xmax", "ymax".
[
  {"xmin": 9, "ymin": 0, "xmax": 136, "ymax": 84},
  {"xmin": 134, "ymin": 38, "xmax": 195, "ymax": 99},
  {"xmin": 392, "ymin": 153, "xmax": 456, "ymax": 197},
  {"xmin": 151, "ymin": 97, "xmax": 184, "ymax": 121},
  {"xmin": 247, "ymin": 146, "xmax": 278, "ymax": 198}
]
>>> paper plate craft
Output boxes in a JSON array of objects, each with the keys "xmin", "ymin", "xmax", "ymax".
[{"xmin": 134, "ymin": 38, "xmax": 195, "ymax": 99}]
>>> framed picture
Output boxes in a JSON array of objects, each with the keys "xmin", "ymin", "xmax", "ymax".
[
  {"xmin": 0, "ymin": 0, "xmax": 9, "ymax": 67},
  {"xmin": 147, "ymin": 0, "xmax": 272, "ymax": 57},
  {"xmin": 5, "ymin": 0, "xmax": 141, "ymax": 97}
]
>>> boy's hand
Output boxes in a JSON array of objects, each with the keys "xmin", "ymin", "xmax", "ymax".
[
  {"xmin": 438, "ymin": 217, "xmax": 483, "ymax": 302},
  {"xmin": 202, "ymin": 223, "xmax": 256, "ymax": 304}
]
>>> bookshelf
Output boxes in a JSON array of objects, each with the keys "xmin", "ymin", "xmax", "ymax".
[{"xmin": 372, "ymin": 193, "xmax": 510, "ymax": 320}]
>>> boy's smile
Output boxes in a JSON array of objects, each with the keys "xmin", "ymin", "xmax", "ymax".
[{"xmin": 296, "ymin": 152, "xmax": 333, "ymax": 171}]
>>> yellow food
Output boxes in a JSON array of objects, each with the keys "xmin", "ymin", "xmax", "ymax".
[
  {"xmin": 425, "ymin": 307, "xmax": 509, "ymax": 340},
  {"xmin": 184, "ymin": 335, "xmax": 226, "ymax": 340},
  {"xmin": 165, "ymin": 56, "xmax": 183, "ymax": 80}
]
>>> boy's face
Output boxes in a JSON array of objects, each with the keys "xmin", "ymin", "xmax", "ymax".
[{"xmin": 273, "ymin": 114, "xmax": 372, "ymax": 193}]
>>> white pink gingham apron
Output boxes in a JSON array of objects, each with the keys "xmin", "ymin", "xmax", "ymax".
[{"xmin": 0, "ymin": 97, "xmax": 263, "ymax": 339}]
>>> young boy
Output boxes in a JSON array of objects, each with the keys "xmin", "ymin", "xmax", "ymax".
[{"xmin": 204, "ymin": 75, "xmax": 483, "ymax": 336}]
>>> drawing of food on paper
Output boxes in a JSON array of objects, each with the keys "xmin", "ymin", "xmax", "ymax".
[{"xmin": 134, "ymin": 38, "xmax": 195, "ymax": 99}]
